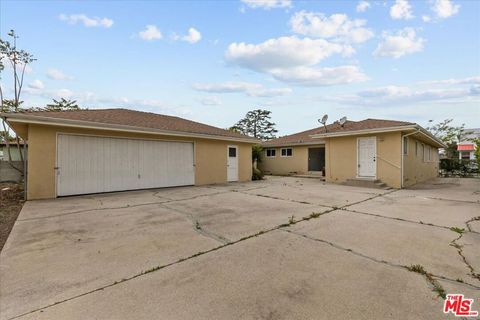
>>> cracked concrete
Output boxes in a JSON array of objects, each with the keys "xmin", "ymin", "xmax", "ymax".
[
  {"xmin": 286, "ymin": 210, "xmax": 480, "ymax": 286},
  {"xmin": 1, "ymin": 177, "xmax": 479, "ymax": 320},
  {"xmin": 15, "ymin": 231, "xmax": 445, "ymax": 320}
]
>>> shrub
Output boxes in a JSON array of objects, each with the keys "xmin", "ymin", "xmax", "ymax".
[{"xmin": 252, "ymin": 167, "xmax": 264, "ymax": 180}]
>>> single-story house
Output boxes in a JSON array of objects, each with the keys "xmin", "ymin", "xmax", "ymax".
[
  {"xmin": 260, "ymin": 119, "xmax": 446, "ymax": 188},
  {"xmin": 1, "ymin": 108, "xmax": 258, "ymax": 200},
  {"xmin": 457, "ymin": 128, "xmax": 479, "ymax": 160}
]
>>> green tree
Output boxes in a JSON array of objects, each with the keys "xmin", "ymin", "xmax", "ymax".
[
  {"xmin": 232, "ymin": 109, "xmax": 278, "ymax": 140},
  {"xmin": 0, "ymin": 30, "xmax": 35, "ymax": 173},
  {"xmin": 46, "ymin": 98, "xmax": 80, "ymax": 111},
  {"xmin": 426, "ymin": 119, "xmax": 465, "ymax": 158}
]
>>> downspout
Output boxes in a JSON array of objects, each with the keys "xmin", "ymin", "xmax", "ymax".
[{"xmin": 401, "ymin": 129, "xmax": 421, "ymax": 188}]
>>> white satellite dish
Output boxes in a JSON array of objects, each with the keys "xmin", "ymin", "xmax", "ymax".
[
  {"xmin": 319, "ymin": 114, "xmax": 328, "ymax": 124},
  {"xmin": 318, "ymin": 114, "xmax": 328, "ymax": 132},
  {"xmin": 339, "ymin": 116, "xmax": 347, "ymax": 127}
]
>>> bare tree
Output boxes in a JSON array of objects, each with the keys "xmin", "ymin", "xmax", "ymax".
[{"xmin": 0, "ymin": 30, "xmax": 36, "ymax": 174}]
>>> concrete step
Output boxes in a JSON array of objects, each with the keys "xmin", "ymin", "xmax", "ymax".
[{"xmin": 343, "ymin": 178, "xmax": 391, "ymax": 189}]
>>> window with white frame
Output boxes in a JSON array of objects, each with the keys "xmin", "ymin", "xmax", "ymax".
[
  {"xmin": 281, "ymin": 148, "xmax": 293, "ymax": 157},
  {"xmin": 403, "ymin": 137, "xmax": 408, "ymax": 155},
  {"xmin": 266, "ymin": 149, "xmax": 276, "ymax": 157}
]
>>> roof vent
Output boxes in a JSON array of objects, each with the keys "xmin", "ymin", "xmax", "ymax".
[{"xmin": 339, "ymin": 116, "xmax": 347, "ymax": 127}]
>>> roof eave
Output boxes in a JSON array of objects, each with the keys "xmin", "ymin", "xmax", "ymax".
[
  {"xmin": 309, "ymin": 125, "xmax": 418, "ymax": 139},
  {"xmin": 261, "ymin": 140, "xmax": 326, "ymax": 148},
  {"xmin": 1, "ymin": 113, "xmax": 259, "ymax": 144}
]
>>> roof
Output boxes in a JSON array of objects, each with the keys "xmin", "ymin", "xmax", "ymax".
[
  {"xmin": 1, "ymin": 108, "xmax": 258, "ymax": 143},
  {"xmin": 262, "ymin": 119, "xmax": 415, "ymax": 147}
]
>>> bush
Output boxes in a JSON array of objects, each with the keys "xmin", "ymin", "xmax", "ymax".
[
  {"xmin": 439, "ymin": 159, "xmax": 478, "ymax": 177},
  {"xmin": 252, "ymin": 167, "xmax": 264, "ymax": 180}
]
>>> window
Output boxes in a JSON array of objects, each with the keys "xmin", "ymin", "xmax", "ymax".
[
  {"xmin": 403, "ymin": 137, "xmax": 408, "ymax": 155},
  {"xmin": 266, "ymin": 149, "xmax": 276, "ymax": 157},
  {"xmin": 228, "ymin": 147, "xmax": 237, "ymax": 158},
  {"xmin": 415, "ymin": 141, "xmax": 419, "ymax": 157},
  {"xmin": 461, "ymin": 152, "xmax": 470, "ymax": 160},
  {"xmin": 281, "ymin": 148, "xmax": 293, "ymax": 157},
  {"xmin": 421, "ymin": 144, "xmax": 425, "ymax": 161},
  {"xmin": 424, "ymin": 145, "xmax": 431, "ymax": 162}
]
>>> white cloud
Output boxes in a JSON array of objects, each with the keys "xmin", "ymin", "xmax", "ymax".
[
  {"xmin": 356, "ymin": 1, "xmax": 371, "ymax": 12},
  {"xmin": 323, "ymin": 78, "xmax": 480, "ymax": 106},
  {"xmin": 55, "ymin": 88, "xmax": 75, "ymax": 98},
  {"xmin": 226, "ymin": 36, "xmax": 353, "ymax": 72},
  {"xmin": 198, "ymin": 96, "xmax": 222, "ymax": 106},
  {"xmin": 174, "ymin": 27, "xmax": 202, "ymax": 43},
  {"xmin": 269, "ymin": 66, "xmax": 368, "ymax": 86},
  {"xmin": 431, "ymin": 0, "xmax": 460, "ymax": 18},
  {"xmin": 422, "ymin": 15, "xmax": 431, "ymax": 22},
  {"xmin": 28, "ymin": 79, "xmax": 44, "ymax": 90},
  {"xmin": 240, "ymin": 0, "xmax": 292, "ymax": 10},
  {"xmin": 192, "ymin": 81, "xmax": 292, "ymax": 97},
  {"xmin": 418, "ymin": 76, "xmax": 480, "ymax": 85},
  {"xmin": 47, "ymin": 68, "xmax": 73, "ymax": 80},
  {"xmin": 290, "ymin": 11, "xmax": 374, "ymax": 44},
  {"xmin": 225, "ymin": 36, "xmax": 366, "ymax": 86},
  {"xmin": 373, "ymin": 28, "xmax": 424, "ymax": 58},
  {"xmin": 390, "ymin": 0, "xmax": 414, "ymax": 20},
  {"xmin": 138, "ymin": 25, "xmax": 162, "ymax": 41},
  {"xmin": 59, "ymin": 14, "xmax": 113, "ymax": 28}
]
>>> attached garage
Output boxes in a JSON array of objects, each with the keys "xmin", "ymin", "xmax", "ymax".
[{"xmin": 1, "ymin": 108, "xmax": 257, "ymax": 200}]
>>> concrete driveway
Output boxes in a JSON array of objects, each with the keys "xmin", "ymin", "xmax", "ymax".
[{"xmin": 1, "ymin": 177, "xmax": 479, "ymax": 320}]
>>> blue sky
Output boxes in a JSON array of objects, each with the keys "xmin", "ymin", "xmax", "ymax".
[{"xmin": 1, "ymin": 0, "xmax": 479, "ymax": 135}]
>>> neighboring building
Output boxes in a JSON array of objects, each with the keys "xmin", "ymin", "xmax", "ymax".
[
  {"xmin": 0, "ymin": 140, "xmax": 27, "ymax": 162},
  {"xmin": 1, "ymin": 109, "xmax": 257, "ymax": 200},
  {"xmin": 457, "ymin": 128, "xmax": 480, "ymax": 160},
  {"xmin": 260, "ymin": 119, "xmax": 446, "ymax": 188}
]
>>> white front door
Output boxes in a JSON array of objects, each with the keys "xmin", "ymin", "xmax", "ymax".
[
  {"xmin": 357, "ymin": 137, "xmax": 376, "ymax": 178},
  {"xmin": 56, "ymin": 134, "xmax": 195, "ymax": 196},
  {"xmin": 227, "ymin": 145, "xmax": 238, "ymax": 182}
]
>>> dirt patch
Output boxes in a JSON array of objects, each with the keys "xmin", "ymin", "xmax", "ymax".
[{"xmin": 0, "ymin": 183, "xmax": 25, "ymax": 251}]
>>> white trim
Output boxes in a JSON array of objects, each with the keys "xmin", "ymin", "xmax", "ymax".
[
  {"xmin": 280, "ymin": 147, "xmax": 293, "ymax": 157},
  {"xmin": 310, "ymin": 124, "xmax": 446, "ymax": 148},
  {"xmin": 356, "ymin": 136, "xmax": 377, "ymax": 179},
  {"xmin": 3, "ymin": 115, "xmax": 257, "ymax": 144},
  {"xmin": 262, "ymin": 141, "xmax": 326, "ymax": 148}
]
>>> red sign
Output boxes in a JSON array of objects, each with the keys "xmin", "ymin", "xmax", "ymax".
[
  {"xmin": 443, "ymin": 294, "xmax": 478, "ymax": 317},
  {"xmin": 457, "ymin": 144, "xmax": 475, "ymax": 151}
]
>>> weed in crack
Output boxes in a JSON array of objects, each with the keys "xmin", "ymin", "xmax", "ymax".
[
  {"xmin": 456, "ymin": 278, "xmax": 464, "ymax": 283},
  {"xmin": 288, "ymin": 215, "xmax": 296, "ymax": 225},
  {"xmin": 195, "ymin": 221, "xmax": 201, "ymax": 230},
  {"xmin": 309, "ymin": 212, "xmax": 321, "ymax": 219},
  {"xmin": 406, "ymin": 264, "xmax": 446, "ymax": 299},
  {"xmin": 450, "ymin": 227, "xmax": 465, "ymax": 234}
]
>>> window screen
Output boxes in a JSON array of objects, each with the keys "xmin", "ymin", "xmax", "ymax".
[{"xmin": 229, "ymin": 147, "xmax": 237, "ymax": 157}]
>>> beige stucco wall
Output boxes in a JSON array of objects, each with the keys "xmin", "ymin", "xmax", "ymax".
[
  {"xmin": 26, "ymin": 124, "xmax": 252, "ymax": 200},
  {"xmin": 403, "ymin": 136, "xmax": 439, "ymax": 187},
  {"xmin": 259, "ymin": 145, "xmax": 324, "ymax": 175},
  {"xmin": 325, "ymin": 132, "xmax": 403, "ymax": 188}
]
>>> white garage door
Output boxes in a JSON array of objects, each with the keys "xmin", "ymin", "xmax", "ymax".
[{"xmin": 56, "ymin": 134, "xmax": 195, "ymax": 196}]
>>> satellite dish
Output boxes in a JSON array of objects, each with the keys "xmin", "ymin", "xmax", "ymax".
[
  {"xmin": 339, "ymin": 116, "xmax": 347, "ymax": 127},
  {"xmin": 318, "ymin": 114, "xmax": 328, "ymax": 125}
]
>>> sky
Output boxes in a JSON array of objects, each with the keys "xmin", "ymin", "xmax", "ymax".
[{"xmin": 1, "ymin": 0, "xmax": 479, "ymax": 135}]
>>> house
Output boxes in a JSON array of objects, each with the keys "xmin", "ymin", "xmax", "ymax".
[
  {"xmin": 260, "ymin": 119, "xmax": 446, "ymax": 188},
  {"xmin": 1, "ymin": 108, "xmax": 258, "ymax": 200},
  {"xmin": 457, "ymin": 128, "xmax": 480, "ymax": 160}
]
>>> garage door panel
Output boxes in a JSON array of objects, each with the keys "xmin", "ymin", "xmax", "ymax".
[{"xmin": 57, "ymin": 135, "xmax": 195, "ymax": 196}]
